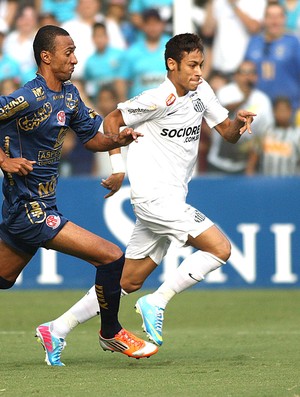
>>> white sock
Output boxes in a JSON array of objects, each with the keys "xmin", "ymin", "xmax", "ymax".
[
  {"xmin": 51, "ymin": 286, "xmax": 99, "ymax": 339},
  {"xmin": 149, "ymin": 251, "xmax": 225, "ymax": 309}
]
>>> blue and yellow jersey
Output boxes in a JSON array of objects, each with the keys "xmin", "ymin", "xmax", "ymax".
[{"xmin": 0, "ymin": 74, "xmax": 102, "ymax": 208}]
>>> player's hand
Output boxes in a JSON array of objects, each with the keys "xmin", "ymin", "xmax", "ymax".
[
  {"xmin": 101, "ymin": 172, "xmax": 125, "ymax": 199},
  {"xmin": 0, "ymin": 157, "xmax": 36, "ymax": 175},
  {"xmin": 117, "ymin": 127, "xmax": 143, "ymax": 146},
  {"xmin": 237, "ymin": 110, "xmax": 256, "ymax": 135}
]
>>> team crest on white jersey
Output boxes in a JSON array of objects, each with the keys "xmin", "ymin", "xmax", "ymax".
[
  {"xmin": 166, "ymin": 93, "xmax": 176, "ymax": 106},
  {"xmin": 194, "ymin": 210, "xmax": 205, "ymax": 223},
  {"xmin": 192, "ymin": 98, "xmax": 205, "ymax": 112},
  {"xmin": 57, "ymin": 110, "xmax": 66, "ymax": 125}
]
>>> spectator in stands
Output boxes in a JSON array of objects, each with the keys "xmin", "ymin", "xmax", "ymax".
[
  {"xmin": 0, "ymin": 77, "xmax": 20, "ymax": 95},
  {"xmin": 3, "ymin": 5, "xmax": 38, "ymax": 84},
  {"xmin": 244, "ymin": 2, "xmax": 300, "ymax": 114},
  {"xmin": 0, "ymin": 0, "xmax": 18, "ymax": 33},
  {"xmin": 38, "ymin": 12, "xmax": 60, "ymax": 28},
  {"xmin": 83, "ymin": 22, "xmax": 125, "ymax": 102},
  {"xmin": 94, "ymin": 85, "xmax": 122, "ymax": 177},
  {"xmin": 279, "ymin": 0, "xmax": 300, "ymax": 37},
  {"xmin": 96, "ymin": 84, "xmax": 119, "ymax": 118},
  {"xmin": 206, "ymin": 60, "xmax": 274, "ymax": 175},
  {"xmin": 247, "ymin": 96, "xmax": 300, "ymax": 176},
  {"xmin": 197, "ymin": 70, "xmax": 230, "ymax": 174},
  {"xmin": 128, "ymin": 0, "xmax": 173, "ymax": 35},
  {"xmin": 62, "ymin": 0, "xmax": 105, "ymax": 79},
  {"xmin": 34, "ymin": 0, "xmax": 77, "ymax": 24},
  {"xmin": 201, "ymin": 0, "xmax": 266, "ymax": 79},
  {"xmin": 105, "ymin": 0, "xmax": 134, "ymax": 49},
  {"xmin": 0, "ymin": 30, "xmax": 20, "ymax": 84},
  {"xmin": 119, "ymin": 8, "xmax": 171, "ymax": 99}
]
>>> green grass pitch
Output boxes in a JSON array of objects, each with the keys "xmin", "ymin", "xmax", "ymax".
[{"xmin": 1, "ymin": 289, "xmax": 300, "ymax": 397}]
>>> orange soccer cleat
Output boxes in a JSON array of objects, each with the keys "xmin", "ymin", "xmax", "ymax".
[{"xmin": 99, "ymin": 328, "xmax": 158, "ymax": 359}]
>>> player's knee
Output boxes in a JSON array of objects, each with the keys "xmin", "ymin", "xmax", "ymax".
[
  {"xmin": 120, "ymin": 277, "xmax": 142, "ymax": 294},
  {"xmin": 102, "ymin": 246, "xmax": 123, "ymax": 265},
  {"xmin": 0, "ymin": 276, "xmax": 15, "ymax": 289},
  {"xmin": 210, "ymin": 238, "xmax": 231, "ymax": 263},
  {"xmin": 217, "ymin": 239, "xmax": 231, "ymax": 263}
]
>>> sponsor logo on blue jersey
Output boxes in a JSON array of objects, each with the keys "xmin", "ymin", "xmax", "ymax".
[
  {"xmin": 31, "ymin": 87, "xmax": 46, "ymax": 101},
  {"xmin": 18, "ymin": 102, "xmax": 52, "ymax": 131},
  {"xmin": 0, "ymin": 96, "xmax": 29, "ymax": 120}
]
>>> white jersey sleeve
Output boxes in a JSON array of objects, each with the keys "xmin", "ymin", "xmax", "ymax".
[{"xmin": 118, "ymin": 90, "xmax": 166, "ymax": 128}]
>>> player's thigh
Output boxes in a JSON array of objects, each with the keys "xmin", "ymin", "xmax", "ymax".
[
  {"xmin": 123, "ymin": 217, "xmax": 169, "ymax": 289},
  {"xmin": 0, "ymin": 240, "xmax": 32, "ymax": 281},
  {"xmin": 187, "ymin": 225, "xmax": 231, "ymax": 261},
  {"xmin": 121, "ymin": 257, "xmax": 157, "ymax": 291},
  {"xmin": 44, "ymin": 221, "xmax": 122, "ymax": 265}
]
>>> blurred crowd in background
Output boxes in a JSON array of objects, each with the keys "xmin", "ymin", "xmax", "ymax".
[{"xmin": 0, "ymin": 0, "xmax": 300, "ymax": 178}]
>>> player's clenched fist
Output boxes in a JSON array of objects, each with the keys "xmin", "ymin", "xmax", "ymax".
[{"xmin": 0, "ymin": 157, "xmax": 36, "ymax": 175}]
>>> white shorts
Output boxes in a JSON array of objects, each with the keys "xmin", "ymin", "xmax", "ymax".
[{"xmin": 125, "ymin": 198, "xmax": 214, "ymax": 264}]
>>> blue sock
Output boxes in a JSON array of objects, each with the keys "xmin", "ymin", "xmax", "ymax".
[{"xmin": 95, "ymin": 254, "xmax": 125, "ymax": 338}]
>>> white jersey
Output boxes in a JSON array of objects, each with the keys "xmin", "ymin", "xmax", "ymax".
[
  {"xmin": 118, "ymin": 77, "xmax": 228, "ymax": 203},
  {"xmin": 211, "ymin": 0, "xmax": 266, "ymax": 74}
]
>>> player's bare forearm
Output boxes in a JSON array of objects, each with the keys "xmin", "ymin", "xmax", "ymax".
[
  {"xmin": 103, "ymin": 109, "xmax": 143, "ymax": 146},
  {"xmin": 85, "ymin": 128, "xmax": 142, "ymax": 152},
  {"xmin": 215, "ymin": 110, "xmax": 256, "ymax": 143},
  {"xmin": 102, "ymin": 108, "xmax": 125, "ymax": 139},
  {"xmin": 85, "ymin": 110, "xmax": 142, "ymax": 152},
  {"xmin": 105, "ymin": 128, "xmax": 142, "ymax": 146}
]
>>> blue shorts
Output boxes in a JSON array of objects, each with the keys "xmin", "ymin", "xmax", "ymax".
[{"xmin": 0, "ymin": 199, "xmax": 68, "ymax": 255}]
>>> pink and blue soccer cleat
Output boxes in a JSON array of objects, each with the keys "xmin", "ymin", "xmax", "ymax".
[{"xmin": 35, "ymin": 322, "xmax": 66, "ymax": 366}]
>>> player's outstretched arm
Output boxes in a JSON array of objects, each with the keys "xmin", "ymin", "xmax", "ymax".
[
  {"xmin": 215, "ymin": 110, "xmax": 256, "ymax": 143},
  {"xmin": 85, "ymin": 110, "xmax": 142, "ymax": 153}
]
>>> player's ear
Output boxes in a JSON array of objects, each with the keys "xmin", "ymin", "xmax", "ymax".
[
  {"xmin": 40, "ymin": 50, "xmax": 51, "ymax": 65},
  {"xmin": 167, "ymin": 57, "xmax": 176, "ymax": 71}
]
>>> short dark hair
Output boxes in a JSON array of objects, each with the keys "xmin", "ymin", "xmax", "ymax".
[
  {"xmin": 33, "ymin": 25, "xmax": 70, "ymax": 66},
  {"xmin": 142, "ymin": 8, "xmax": 162, "ymax": 22},
  {"xmin": 273, "ymin": 96, "xmax": 292, "ymax": 109},
  {"xmin": 164, "ymin": 33, "xmax": 204, "ymax": 70},
  {"xmin": 92, "ymin": 22, "xmax": 107, "ymax": 34}
]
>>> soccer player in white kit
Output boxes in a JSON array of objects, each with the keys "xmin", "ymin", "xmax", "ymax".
[{"xmin": 37, "ymin": 33, "xmax": 256, "ymax": 358}]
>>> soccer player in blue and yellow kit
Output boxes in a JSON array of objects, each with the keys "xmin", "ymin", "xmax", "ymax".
[{"xmin": 0, "ymin": 25, "xmax": 158, "ymax": 365}]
